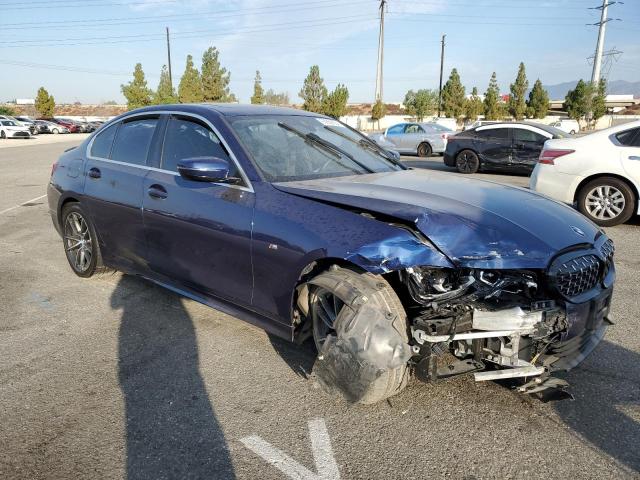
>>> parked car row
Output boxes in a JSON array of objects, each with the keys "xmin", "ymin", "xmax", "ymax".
[{"xmin": 0, "ymin": 115, "xmax": 105, "ymax": 139}]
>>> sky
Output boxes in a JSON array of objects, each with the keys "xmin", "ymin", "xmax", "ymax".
[{"xmin": 0, "ymin": 0, "xmax": 639, "ymax": 104}]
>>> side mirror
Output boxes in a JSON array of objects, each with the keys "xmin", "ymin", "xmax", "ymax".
[{"xmin": 177, "ymin": 157, "xmax": 238, "ymax": 183}]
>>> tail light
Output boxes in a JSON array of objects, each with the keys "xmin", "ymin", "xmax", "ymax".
[
  {"xmin": 538, "ymin": 149, "xmax": 574, "ymax": 165},
  {"xmin": 51, "ymin": 162, "xmax": 58, "ymax": 176}
]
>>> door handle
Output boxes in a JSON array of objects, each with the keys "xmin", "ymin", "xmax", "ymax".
[
  {"xmin": 629, "ymin": 156, "xmax": 640, "ymax": 161},
  {"xmin": 88, "ymin": 167, "xmax": 101, "ymax": 179},
  {"xmin": 147, "ymin": 184, "xmax": 168, "ymax": 199}
]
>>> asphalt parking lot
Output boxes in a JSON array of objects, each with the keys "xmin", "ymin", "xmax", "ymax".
[{"xmin": 0, "ymin": 140, "xmax": 638, "ymax": 479}]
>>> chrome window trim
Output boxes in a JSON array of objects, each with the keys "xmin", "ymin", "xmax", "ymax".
[{"xmin": 85, "ymin": 109, "xmax": 254, "ymax": 193}]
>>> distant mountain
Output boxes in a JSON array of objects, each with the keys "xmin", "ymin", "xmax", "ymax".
[{"xmin": 542, "ymin": 80, "xmax": 640, "ymax": 100}]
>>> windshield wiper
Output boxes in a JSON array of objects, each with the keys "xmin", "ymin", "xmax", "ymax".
[
  {"xmin": 278, "ymin": 122, "xmax": 375, "ymax": 173},
  {"xmin": 323, "ymin": 125, "xmax": 404, "ymax": 168}
]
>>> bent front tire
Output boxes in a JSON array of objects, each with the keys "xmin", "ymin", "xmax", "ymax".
[
  {"xmin": 61, "ymin": 203, "xmax": 106, "ymax": 277},
  {"xmin": 309, "ymin": 267, "xmax": 410, "ymax": 405}
]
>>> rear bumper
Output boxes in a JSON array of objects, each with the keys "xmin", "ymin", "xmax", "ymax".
[
  {"xmin": 529, "ymin": 166, "xmax": 582, "ymax": 205},
  {"xmin": 443, "ymin": 152, "xmax": 455, "ymax": 167},
  {"xmin": 47, "ymin": 183, "xmax": 63, "ymax": 236}
]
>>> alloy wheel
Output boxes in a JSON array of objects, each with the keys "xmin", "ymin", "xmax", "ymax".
[
  {"xmin": 456, "ymin": 151, "xmax": 478, "ymax": 173},
  {"xmin": 312, "ymin": 288, "xmax": 345, "ymax": 350},
  {"xmin": 585, "ymin": 185, "xmax": 625, "ymax": 221},
  {"xmin": 64, "ymin": 211, "xmax": 93, "ymax": 273}
]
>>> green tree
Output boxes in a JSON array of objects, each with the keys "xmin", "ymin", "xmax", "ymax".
[
  {"xmin": 483, "ymin": 72, "xmax": 501, "ymax": 120},
  {"xmin": 299, "ymin": 65, "xmax": 327, "ymax": 113},
  {"xmin": 527, "ymin": 79, "xmax": 549, "ymax": 119},
  {"xmin": 121, "ymin": 63, "xmax": 153, "ymax": 110},
  {"xmin": 508, "ymin": 62, "xmax": 529, "ymax": 120},
  {"xmin": 464, "ymin": 87, "xmax": 483, "ymax": 120},
  {"xmin": 35, "ymin": 87, "xmax": 55, "ymax": 117},
  {"xmin": 264, "ymin": 89, "xmax": 289, "ymax": 105},
  {"xmin": 251, "ymin": 70, "xmax": 264, "ymax": 104},
  {"xmin": 322, "ymin": 83, "xmax": 349, "ymax": 118},
  {"xmin": 564, "ymin": 79, "xmax": 590, "ymax": 121},
  {"xmin": 154, "ymin": 64, "xmax": 176, "ymax": 104},
  {"xmin": 592, "ymin": 79, "xmax": 607, "ymax": 122},
  {"xmin": 371, "ymin": 99, "xmax": 386, "ymax": 128},
  {"xmin": 0, "ymin": 105, "xmax": 17, "ymax": 116},
  {"xmin": 201, "ymin": 46, "xmax": 234, "ymax": 102},
  {"xmin": 178, "ymin": 54, "xmax": 204, "ymax": 103},
  {"xmin": 404, "ymin": 89, "xmax": 438, "ymax": 121},
  {"xmin": 441, "ymin": 68, "xmax": 466, "ymax": 119}
]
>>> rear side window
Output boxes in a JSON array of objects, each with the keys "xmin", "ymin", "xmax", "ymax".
[
  {"xmin": 405, "ymin": 124, "xmax": 424, "ymax": 134},
  {"xmin": 513, "ymin": 128, "xmax": 546, "ymax": 143},
  {"xmin": 161, "ymin": 116, "xmax": 233, "ymax": 173},
  {"xmin": 89, "ymin": 123, "xmax": 117, "ymax": 158},
  {"xmin": 616, "ymin": 128, "xmax": 640, "ymax": 147},
  {"xmin": 110, "ymin": 117, "xmax": 158, "ymax": 165},
  {"xmin": 476, "ymin": 128, "xmax": 509, "ymax": 140}
]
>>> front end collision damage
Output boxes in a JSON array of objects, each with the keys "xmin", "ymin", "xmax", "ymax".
[{"xmin": 298, "ymin": 214, "xmax": 615, "ymax": 403}]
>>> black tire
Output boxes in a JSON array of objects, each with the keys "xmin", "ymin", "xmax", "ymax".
[
  {"xmin": 417, "ymin": 142, "xmax": 432, "ymax": 157},
  {"xmin": 61, "ymin": 203, "xmax": 108, "ymax": 277},
  {"xmin": 0, "ymin": 131, "xmax": 6, "ymax": 139},
  {"xmin": 577, "ymin": 177, "xmax": 636, "ymax": 227},
  {"xmin": 455, "ymin": 149, "xmax": 480, "ymax": 174},
  {"xmin": 570, "ymin": 130, "xmax": 576, "ymax": 135},
  {"xmin": 309, "ymin": 267, "xmax": 410, "ymax": 404},
  {"xmin": 52, "ymin": 128, "xmax": 59, "ymax": 134}
]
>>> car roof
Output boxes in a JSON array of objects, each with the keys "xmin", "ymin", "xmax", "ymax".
[{"xmin": 126, "ymin": 103, "xmax": 323, "ymax": 118}]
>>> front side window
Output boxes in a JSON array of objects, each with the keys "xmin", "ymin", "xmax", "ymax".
[
  {"xmin": 230, "ymin": 115, "xmax": 402, "ymax": 182},
  {"xmin": 161, "ymin": 116, "xmax": 233, "ymax": 173},
  {"xmin": 616, "ymin": 128, "xmax": 640, "ymax": 147},
  {"xmin": 90, "ymin": 123, "xmax": 117, "ymax": 158},
  {"xmin": 386, "ymin": 124, "xmax": 404, "ymax": 135},
  {"xmin": 110, "ymin": 117, "xmax": 158, "ymax": 165}
]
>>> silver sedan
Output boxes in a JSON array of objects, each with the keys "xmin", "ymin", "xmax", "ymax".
[{"xmin": 374, "ymin": 122, "xmax": 453, "ymax": 157}]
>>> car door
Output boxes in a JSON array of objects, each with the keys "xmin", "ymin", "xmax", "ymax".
[
  {"xmin": 511, "ymin": 127, "xmax": 549, "ymax": 169},
  {"xmin": 401, "ymin": 123, "xmax": 426, "ymax": 152},
  {"xmin": 384, "ymin": 124, "xmax": 405, "ymax": 150},
  {"xmin": 142, "ymin": 113, "xmax": 254, "ymax": 305},
  {"xmin": 473, "ymin": 127, "xmax": 512, "ymax": 167},
  {"xmin": 617, "ymin": 127, "xmax": 640, "ymax": 186},
  {"xmin": 83, "ymin": 115, "xmax": 160, "ymax": 272}
]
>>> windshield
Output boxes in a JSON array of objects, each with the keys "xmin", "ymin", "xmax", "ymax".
[
  {"xmin": 230, "ymin": 114, "xmax": 403, "ymax": 182},
  {"xmin": 2, "ymin": 121, "xmax": 17, "ymax": 126},
  {"xmin": 533, "ymin": 124, "xmax": 568, "ymax": 138},
  {"xmin": 425, "ymin": 123, "xmax": 452, "ymax": 132}
]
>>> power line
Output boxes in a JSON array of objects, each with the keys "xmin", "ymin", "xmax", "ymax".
[{"xmin": 0, "ymin": 0, "xmax": 369, "ymax": 29}]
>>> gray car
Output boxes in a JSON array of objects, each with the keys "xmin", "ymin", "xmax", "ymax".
[{"xmin": 375, "ymin": 122, "xmax": 453, "ymax": 157}]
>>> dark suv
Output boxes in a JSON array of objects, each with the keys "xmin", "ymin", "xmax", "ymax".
[{"xmin": 445, "ymin": 122, "xmax": 568, "ymax": 174}]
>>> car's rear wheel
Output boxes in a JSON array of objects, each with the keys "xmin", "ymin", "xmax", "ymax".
[
  {"xmin": 61, "ymin": 203, "xmax": 106, "ymax": 277},
  {"xmin": 0, "ymin": 131, "xmax": 6, "ymax": 139},
  {"xmin": 309, "ymin": 267, "xmax": 410, "ymax": 404},
  {"xmin": 577, "ymin": 177, "xmax": 635, "ymax": 227},
  {"xmin": 570, "ymin": 129, "xmax": 576, "ymax": 135},
  {"xmin": 417, "ymin": 142, "xmax": 432, "ymax": 157},
  {"xmin": 52, "ymin": 128, "xmax": 59, "ymax": 134},
  {"xmin": 455, "ymin": 149, "xmax": 480, "ymax": 174}
]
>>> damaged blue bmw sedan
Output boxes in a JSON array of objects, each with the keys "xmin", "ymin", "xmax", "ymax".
[{"xmin": 48, "ymin": 104, "xmax": 615, "ymax": 404}]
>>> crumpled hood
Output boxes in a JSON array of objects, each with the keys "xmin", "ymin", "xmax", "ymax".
[{"xmin": 274, "ymin": 169, "xmax": 602, "ymax": 269}]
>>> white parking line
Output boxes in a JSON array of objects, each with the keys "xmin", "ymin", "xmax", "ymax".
[
  {"xmin": 0, "ymin": 194, "xmax": 47, "ymax": 216},
  {"xmin": 241, "ymin": 418, "xmax": 340, "ymax": 480}
]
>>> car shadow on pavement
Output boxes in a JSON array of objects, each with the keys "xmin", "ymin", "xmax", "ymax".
[
  {"xmin": 554, "ymin": 340, "xmax": 640, "ymax": 473},
  {"xmin": 111, "ymin": 275, "xmax": 235, "ymax": 480},
  {"xmin": 267, "ymin": 333, "xmax": 317, "ymax": 379}
]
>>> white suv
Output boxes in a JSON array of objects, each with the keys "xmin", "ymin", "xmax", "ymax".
[
  {"xmin": 530, "ymin": 120, "xmax": 640, "ymax": 226},
  {"xmin": 549, "ymin": 119, "xmax": 580, "ymax": 135}
]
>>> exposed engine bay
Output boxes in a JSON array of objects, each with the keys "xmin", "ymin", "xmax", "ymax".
[{"xmin": 398, "ymin": 266, "xmax": 612, "ymax": 401}]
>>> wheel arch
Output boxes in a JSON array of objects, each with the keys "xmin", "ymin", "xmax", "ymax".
[{"xmin": 574, "ymin": 173, "xmax": 639, "ymax": 213}]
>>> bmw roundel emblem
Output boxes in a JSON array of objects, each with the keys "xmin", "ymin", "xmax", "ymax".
[{"xmin": 571, "ymin": 226, "xmax": 585, "ymax": 237}]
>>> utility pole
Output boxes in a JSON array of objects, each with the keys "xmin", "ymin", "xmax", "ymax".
[
  {"xmin": 437, "ymin": 34, "xmax": 446, "ymax": 117},
  {"xmin": 590, "ymin": 1, "xmax": 622, "ymax": 84},
  {"xmin": 374, "ymin": 0, "xmax": 386, "ymax": 103},
  {"xmin": 166, "ymin": 27, "xmax": 173, "ymax": 90}
]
